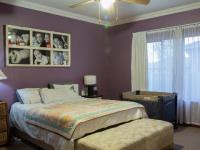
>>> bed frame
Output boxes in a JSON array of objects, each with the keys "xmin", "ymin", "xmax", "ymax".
[
  {"xmin": 12, "ymin": 84, "xmax": 173, "ymax": 150},
  {"xmin": 13, "ymin": 127, "xmax": 54, "ymax": 150}
]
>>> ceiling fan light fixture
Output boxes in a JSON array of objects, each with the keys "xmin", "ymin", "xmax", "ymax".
[
  {"xmin": 100, "ymin": 0, "xmax": 116, "ymax": 9},
  {"xmin": 69, "ymin": 0, "xmax": 150, "ymax": 24}
]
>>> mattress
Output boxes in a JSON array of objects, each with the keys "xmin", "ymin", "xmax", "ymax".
[
  {"xmin": 10, "ymin": 102, "xmax": 72, "ymax": 150},
  {"xmin": 10, "ymin": 99, "xmax": 147, "ymax": 150},
  {"xmin": 25, "ymin": 99, "xmax": 147, "ymax": 140}
]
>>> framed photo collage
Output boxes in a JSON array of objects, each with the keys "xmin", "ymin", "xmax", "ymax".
[{"xmin": 6, "ymin": 25, "xmax": 71, "ymax": 67}]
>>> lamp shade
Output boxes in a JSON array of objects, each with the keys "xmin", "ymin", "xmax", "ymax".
[
  {"xmin": 0, "ymin": 70, "xmax": 7, "ymax": 80},
  {"xmin": 84, "ymin": 75, "xmax": 96, "ymax": 85}
]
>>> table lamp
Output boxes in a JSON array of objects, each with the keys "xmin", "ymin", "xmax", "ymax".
[
  {"xmin": 84, "ymin": 75, "xmax": 98, "ymax": 97},
  {"xmin": 0, "ymin": 70, "xmax": 7, "ymax": 80}
]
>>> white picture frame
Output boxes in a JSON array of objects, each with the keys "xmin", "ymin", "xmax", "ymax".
[{"xmin": 5, "ymin": 25, "xmax": 71, "ymax": 67}]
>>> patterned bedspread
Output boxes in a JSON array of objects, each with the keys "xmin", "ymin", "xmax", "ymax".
[{"xmin": 25, "ymin": 99, "xmax": 147, "ymax": 140}]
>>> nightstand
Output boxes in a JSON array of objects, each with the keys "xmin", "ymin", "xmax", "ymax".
[
  {"xmin": 0, "ymin": 102, "xmax": 9, "ymax": 146},
  {"xmin": 82, "ymin": 95, "xmax": 103, "ymax": 99}
]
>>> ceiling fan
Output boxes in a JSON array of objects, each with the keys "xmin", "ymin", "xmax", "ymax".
[
  {"xmin": 70, "ymin": 0, "xmax": 150, "ymax": 8},
  {"xmin": 69, "ymin": 0, "xmax": 150, "ymax": 23}
]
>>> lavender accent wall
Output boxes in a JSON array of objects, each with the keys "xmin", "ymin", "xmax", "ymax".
[
  {"xmin": 107, "ymin": 8, "xmax": 200, "ymax": 99},
  {"xmin": 0, "ymin": 3, "xmax": 200, "ymax": 106},
  {"xmin": 0, "ymin": 3, "xmax": 109, "ymax": 107}
]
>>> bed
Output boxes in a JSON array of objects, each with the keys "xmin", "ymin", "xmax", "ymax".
[{"xmin": 9, "ymin": 84, "xmax": 173, "ymax": 150}]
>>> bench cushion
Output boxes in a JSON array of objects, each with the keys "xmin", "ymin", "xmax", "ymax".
[{"xmin": 76, "ymin": 119, "xmax": 173, "ymax": 150}]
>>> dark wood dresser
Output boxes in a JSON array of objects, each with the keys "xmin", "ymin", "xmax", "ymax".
[{"xmin": 0, "ymin": 102, "xmax": 8, "ymax": 146}]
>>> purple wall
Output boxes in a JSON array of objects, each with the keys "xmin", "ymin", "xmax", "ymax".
[
  {"xmin": 0, "ymin": 3, "xmax": 109, "ymax": 107},
  {"xmin": 1, "ymin": 3, "xmax": 200, "ymax": 106},
  {"xmin": 107, "ymin": 8, "xmax": 200, "ymax": 99}
]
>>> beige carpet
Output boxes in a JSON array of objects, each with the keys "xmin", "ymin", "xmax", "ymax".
[
  {"xmin": 174, "ymin": 126, "xmax": 200, "ymax": 150},
  {"xmin": 1, "ymin": 126, "xmax": 200, "ymax": 150}
]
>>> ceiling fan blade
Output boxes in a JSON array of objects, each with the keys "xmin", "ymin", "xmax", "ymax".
[
  {"xmin": 69, "ymin": 0, "xmax": 96, "ymax": 8},
  {"xmin": 120, "ymin": 0, "xmax": 150, "ymax": 5}
]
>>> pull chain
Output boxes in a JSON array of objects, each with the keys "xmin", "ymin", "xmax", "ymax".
[
  {"xmin": 98, "ymin": 0, "xmax": 102, "ymax": 24},
  {"xmin": 115, "ymin": 1, "xmax": 119, "ymax": 22}
]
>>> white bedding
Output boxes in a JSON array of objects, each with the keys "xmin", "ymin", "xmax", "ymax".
[
  {"xmin": 10, "ymin": 99, "xmax": 147, "ymax": 150},
  {"xmin": 10, "ymin": 102, "xmax": 73, "ymax": 150}
]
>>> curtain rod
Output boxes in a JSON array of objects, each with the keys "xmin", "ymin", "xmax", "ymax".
[{"xmin": 146, "ymin": 21, "xmax": 200, "ymax": 34}]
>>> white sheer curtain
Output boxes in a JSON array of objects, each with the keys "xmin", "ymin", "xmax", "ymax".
[
  {"xmin": 144, "ymin": 24, "xmax": 200, "ymax": 125},
  {"xmin": 182, "ymin": 25, "xmax": 200, "ymax": 125},
  {"xmin": 132, "ymin": 23, "xmax": 200, "ymax": 125},
  {"xmin": 146, "ymin": 28, "xmax": 185, "ymax": 124},
  {"xmin": 146, "ymin": 30, "xmax": 175, "ymax": 92},
  {"xmin": 131, "ymin": 32, "xmax": 148, "ymax": 91}
]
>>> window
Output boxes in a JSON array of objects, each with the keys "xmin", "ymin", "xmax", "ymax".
[
  {"xmin": 147, "ymin": 29, "xmax": 200, "ymax": 101},
  {"xmin": 147, "ymin": 34, "xmax": 174, "ymax": 92},
  {"xmin": 132, "ymin": 25, "xmax": 200, "ymax": 124},
  {"xmin": 183, "ymin": 35, "xmax": 200, "ymax": 100}
]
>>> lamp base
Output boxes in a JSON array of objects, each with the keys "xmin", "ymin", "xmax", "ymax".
[{"xmin": 85, "ymin": 85, "xmax": 98, "ymax": 97}]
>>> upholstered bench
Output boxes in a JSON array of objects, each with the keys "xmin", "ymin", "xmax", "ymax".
[{"xmin": 76, "ymin": 119, "xmax": 174, "ymax": 150}]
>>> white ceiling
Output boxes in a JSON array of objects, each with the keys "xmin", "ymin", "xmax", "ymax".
[{"xmin": 1, "ymin": 0, "xmax": 200, "ymax": 25}]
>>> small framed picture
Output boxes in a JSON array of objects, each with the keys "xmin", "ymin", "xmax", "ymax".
[
  {"xmin": 33, "ymin": 49, "xmax": 50, "ymax": 65},
  {"xmin": 53, "ymin": 51, "xmax": 70, "ymax": 66},
  {"xmin": 53, "ymin": 33, "xmax": 69, "ymax": 49},
  {"xmin": 8, "ymin": 48, "xmax": 30, "ymax": 65},
  {"xmin": 32, "ymin": 31, "xmax": 51, "ymax": 48},
  {"xmin": 7, "ymin": 26, "xmax": 30, "ymax": 46}
]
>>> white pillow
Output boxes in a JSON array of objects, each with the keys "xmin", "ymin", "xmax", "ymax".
[
  {"xmin": 40, "ymin": 88, "xmax": 82, "ymax": 104},
  {"xmin": 53, "ymin": 84, "xmax": 79, "ymax": 94},
  {"xmin": 16, "ymin": 88, "xmax": 42, "ymax": 104}
]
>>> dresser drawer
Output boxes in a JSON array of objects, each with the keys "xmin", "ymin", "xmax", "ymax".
[
  {"xmin": 0, "ymin": 103, "xmax": 7, "ymax": 116},
  {"xmin": 0, "ymin": 118, "xmax": 7, "ymax": 132},
  {"xmin": 0, "ymin": 132, "xmax": 7, "ymax": 145},
  {"xmin": 0, "ymin": 102, "xmax": 8, "ymax": 146}
]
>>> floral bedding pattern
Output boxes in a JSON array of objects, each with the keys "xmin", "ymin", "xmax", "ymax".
[{"xmin": 25, "ymin": 99, "xmax": 146, "ymax": 140}]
